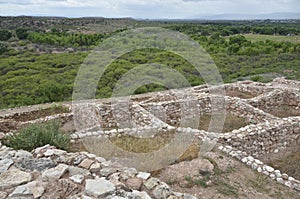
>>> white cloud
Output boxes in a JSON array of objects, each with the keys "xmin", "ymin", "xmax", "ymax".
[{"xmin": 0, "ymin": 0, "xmax": 33, "ymax": 5}]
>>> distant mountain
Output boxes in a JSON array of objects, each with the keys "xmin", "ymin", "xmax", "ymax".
[{"xmin": 190, "ymin": 12, "xmax": 300, "ymax": 20}]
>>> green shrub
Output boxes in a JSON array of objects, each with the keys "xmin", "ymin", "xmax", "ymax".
[
  {"xmin": 5, "ymin": 120, "xmax": 70, "ymax": 151},
  {"xmin": 0, "ymin": 42, "xmax": 8, "ymax": 54},
  {"xmin": 184, "ymin": 175, "xmax": 211, "ymax": 188},
  {"xmin": 0, "ymin": 29, "xmax": 13, "ymax": 41},
  {"xmin": 250, "ymin": 75, "xmax": 273, "ymax": 83},
  {"xmin": 250, "ymin": 75, "xmax": 263, "ymax": 82}
]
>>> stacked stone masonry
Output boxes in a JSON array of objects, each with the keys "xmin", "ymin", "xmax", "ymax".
[{"xmin": 0, "ymin": 77, "xmax": 300, "ymax": 195}]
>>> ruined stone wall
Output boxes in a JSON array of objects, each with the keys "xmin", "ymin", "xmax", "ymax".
[
  {"xmin": 1, "ymin": 77, "xmax": 300, "ymax": 193},
  {"xmin": 249, "ymin": 89, "xmax": 300, "ymax": 113},
  {"xmin": 219, "ymin": 117, "xmax": 300, "ymax": 157}
]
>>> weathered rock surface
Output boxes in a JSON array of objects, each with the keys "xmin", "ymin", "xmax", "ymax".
[
  {"xmin": 159, "ymin": 158, "xmax": 214, "ymax": 182},
  {"xmin": 0, "ymin": 145, "xmax": 192, "ymax": 198},
  {"xmin": 0, "ymin": 167, "xmax": 32, "ymax": 189},
  {"xmin": 85, "ymin": 178, "xmax": 116, "ymax": 197},
  {"xmin": 0, "ymin": 159, "xmax": 13, "ymax": 174},
  {"xmin": 14, "ymin": 157, "xmax": 56, "ymax": 172},
  {"xmin": 42, "ymin": 164, "xmax": 69, "ymax": 181}
]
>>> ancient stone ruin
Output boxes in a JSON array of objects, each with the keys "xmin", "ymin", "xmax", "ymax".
[{"xmin": 0, "ymin": 77, "xmax": 299, "ymax": 198}]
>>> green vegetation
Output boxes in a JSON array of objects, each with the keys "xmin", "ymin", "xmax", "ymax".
[
  {"xmin": 0, "ymin": 19, "xmax": 300, "ymax": 109},
  {"xmin": 247, "ymin": 173, "xmax": 271, "ymax": 194},
  {"xmin": 0, "ymin": 43, "xmax": 8, "ymax": 54},
  {"xmin": 16, "ymin": 28, "xmax": 30, "ymax": 40},
  {"xmin": 215, "ymin": 178, "xmax": 239, "ymax": 197},
  {"xmin": 165, "ymin": 21, "xmax": 300, "ymax": 36},
  {"xmin": 0, "ymin": 52, "xmax": 86, "ymax": 108},
  {"xmin": 4, "ymin": 120, "xmax": 70, "ymax": 151},
  {"xmin": 244, "ymin": 34, "xmax": 300, "ymax": 43},
  {"xmin": 184, "ymin": 175, "xmax": 211, "ymax": 188},
  {"xmin": 27, "ymin": 31, "xmax": 106, "ymax": 47},
  {"xmin": 0, "ymin": 29, "xmax": 13, "ymax": 41}
]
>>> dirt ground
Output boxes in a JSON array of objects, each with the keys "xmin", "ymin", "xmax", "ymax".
[
  {"xmin": 155, "ymin": 150, "xmax": 300, "ymax": 199},
  {"xmin": 259, "ymin": 144, "xmax": 300, "ymax": 180}
]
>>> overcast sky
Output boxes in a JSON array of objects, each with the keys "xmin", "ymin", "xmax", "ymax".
[{"xmin": 0, "ymin": 0, "xmax": 299, "ymax": 19}]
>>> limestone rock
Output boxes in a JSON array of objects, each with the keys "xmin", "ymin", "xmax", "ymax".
[
  {"xmin": 42, "ymin": 164, "xmax": 69, "ymax": 181},
  {"xmin": 14, "ymin": 158, "xmax": 56, "ymax": 172},
  {"xmin": 0, "ymin": 191, "xmax": 7, "ymax": 199},
  {"xmin": 27, "ymin": 181, "xmax": 45, "ymax": 199},
  {"xmin": 0, "ymin": 159, "xmax": 13, "ymax": 174},
  {"xmin": 85, "ymin": 178, "xmax": 116, "ymax": 197},
  {"xmin": 144, "ymin": 177, "xmax": 161, "ymax": 190},
  {"xmin": 128, "ymin": 190, "xmax": 151, "ymax": 199},
  {"xmin": 119, "ymin": 167, "xmax": 138, "ymax": 180},
  {"xmin": 282, "ymin": 173, "xmax": 289, "ymax": 180},
  {"xmin": 73, "ymin": 154, "xmax": 86, "ymax": 165},
  {"xmin": 100, "ymin": 167, "xmax": 117, "ymax": 177},
  {"xmin": 126, "ymin": 177, "xmax": 143, "ymax": 190},
  {"xmin": 68, "ymin": 165, "xmax": 91, "ymax": 176},
  {"xmin": 70, "ymin": 175, "xmax": 84, "ymax": 184},
  {"xmin": 79, "ymin": 158, "xmax": 94, "ymax": 169},
  {"xmin": 9, "ymin": 184, "xmax": 32, "ymax": 198},
  {"xmin": 152, "ymin": 182, "xmax": 171, "ymax": 199},
  {"xmin": 42, "ymin": 178, "xmax": 81, "ymax": 198},
  {"xmin": 90, "ymin": 162, "xmax": 101, "ymax": 173},
  {"xmin": 137, "ymin": 172, "xmax": 151, "ymax": 180},
  {"xmin": 9, "ymin": 181, "xmax": 44, "ymax": 199},
  {"xmin": 0, "ymin": 167, "xmax": 32, "ymax": 189},
  {"xmin": 265, "ymin": 165, "xmax": 274, "ymax": 173},
  {"xmin": 183, "ymin": 193, "xmax": 198, "ymax": 199},
  {"xmin": 14, "ymin": 150, "xmax": 33, "ymax": 159}
]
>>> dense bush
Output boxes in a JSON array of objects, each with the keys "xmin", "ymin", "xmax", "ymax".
[
  {"xmin": 4, "ymin": 120, "xmax": 70, "ymax": 151},
  {"xmin": 0, "ymin": 29, "xmax": 13, "ymax": 41},
  {"xmin": 27, "ymin": 31, "xmax": 105, "ymax": 47},
  {"xmin": 250, "ymin": 75, "xmax": 263, "ymax": 82},
  {"xmin": 0, "ymin": 42, "xmax": 8, "ymax": 54},
  {"xmin": 0, "ymin": 21, "xmax": 300, "ymax": 109},
  {"xmin": 16, "ymin": 28, "xmax": 30, "ymax": 40},
  {"xmin": 166, "ymin": 22, "xmax": 300, "ymax": 37}
]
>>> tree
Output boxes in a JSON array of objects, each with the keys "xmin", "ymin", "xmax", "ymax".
[
  {"xmin": 228, "ymin": 43, "xmax": 240, "ymax": 54},
  {"xmin": 16, "ymin": 28, "xmax": 30, "ymax": 40},
  {"xmin": 229, "ymin": 35, "xmax": 247, "ymax": 46},
  {"xmin": 0, "ymin": 43, "xmax": 8, "ymax": 54},
  {"xmin": 0, "ymin": 30, "xmax": 12, "ymax": 41},
  {"xmin": 35, "ymin": 83, "xmax": 67, "ymax": 103}
]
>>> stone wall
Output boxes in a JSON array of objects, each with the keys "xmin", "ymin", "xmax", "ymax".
[
  {"xmin": 0, "ymin": 144, "xmax": 197, "ymax": 199},
  {"xmin": 1, "ymin": 77, "xmax": 300, "ymax": 193},
  {"xmin": 249, "ymin": 89, "xmax": 300, "ymax": 114},
  {"xmin": 218, "ymin": 145, "xmax": 300, "ymax": 191},
  {"xmin": 219, "ymin": 117, "xmax": 300, "ymax": 157}
]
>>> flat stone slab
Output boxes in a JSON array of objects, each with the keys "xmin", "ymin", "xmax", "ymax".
[
  {"xmin": 137, "ymin": 172, "xmax": 151, "ymax": 180},
  {"xmin": 70, "ymin": 175, "xmax": 84, "ymax": 184},
  {"xmin": 14, "ymin": 158, "xmax": 56, "ymax": 172},
  {"xmin": 0, "ymin": 159, "xmax": 13, "ymax": 174},
  {"xmin": 42, "ymin": 164, "xmax": 69, "ymax": 181},
  {"xmin": 85, "ymin": 178, "xmax": 115, "ymax": 197},
  {"xmin": 0, "ymin": 167, "xmax": 32, "ymax": 189},
  {"xmin": 68, "ymin": 166, "xmax": 91, "ymax": 176}
]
